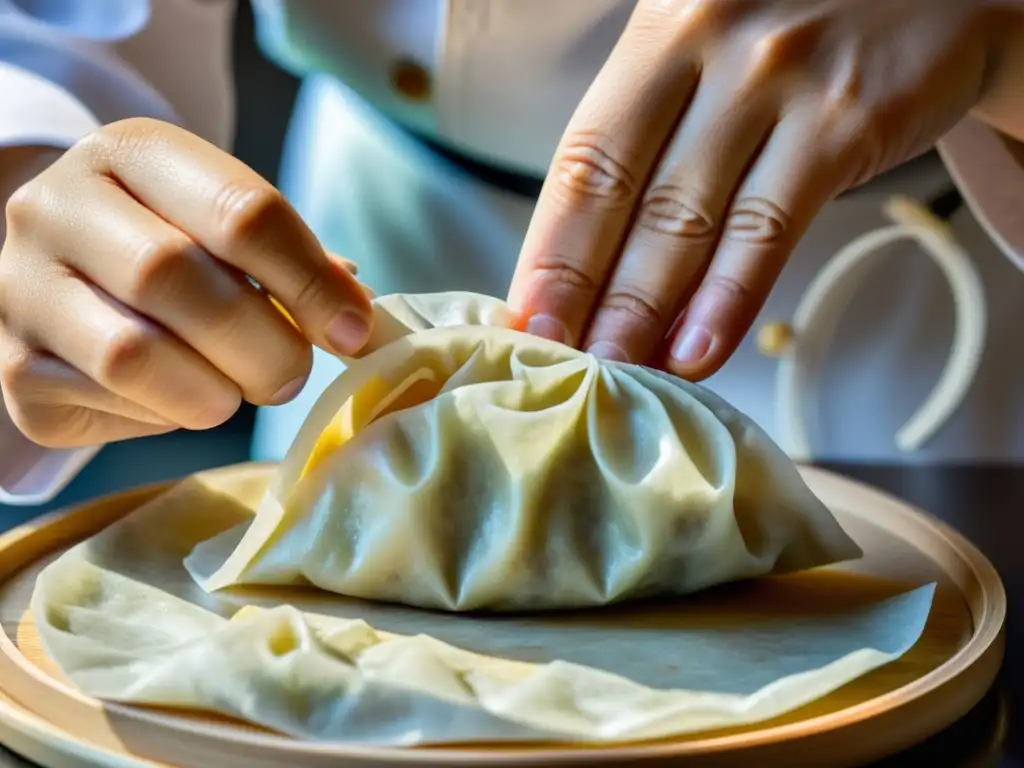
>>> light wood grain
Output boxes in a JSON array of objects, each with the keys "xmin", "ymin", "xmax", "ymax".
[{"xmin": 0, "ymin": 464, "xmax": 1006, "ymax": 767}]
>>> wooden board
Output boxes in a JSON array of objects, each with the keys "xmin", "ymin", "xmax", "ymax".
[{"xmin": 0, "ymin": 464, "xmax": 1006, "ymax": 767}]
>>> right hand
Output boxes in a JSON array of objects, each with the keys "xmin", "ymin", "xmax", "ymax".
[{"xmin": 0, "ymin": 118, "xmax": 374, "ymax": 449}]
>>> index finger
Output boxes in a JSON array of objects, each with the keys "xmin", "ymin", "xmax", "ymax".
[{"xmin": 79, "ymin": 118, "xmax": 373, "ymax": 356}]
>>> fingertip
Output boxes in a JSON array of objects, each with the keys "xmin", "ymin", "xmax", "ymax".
[
  {"xmin": 524, "ymin": 313, "xmax": 571, "ymax": 345},
  {"xmin": 586, "ymin": 340, "xmax": 630, "ymax": 363},
  {"xmin": 670, "ymin": 324, "xmax": 712, "ymax": 365},
  {"xmin": 665, "ymin": 356, "xmax": 718, "ymax": 382},
  {"xmin": 665, "ymin": 353, "xmax": 719, "ymax": 382},
  {"xmin": 324, "ymin": 308, "xmax": 372, "ymax": 355},
  {"xmin": 509, "ymin": 292, "xmax": 590, "ymax": 349},
  {"xmin": 274, "ymin": 271, "xmax": 374, "ymax": 356},
  {"xmin": 665, "ymin": 322, "xmax": 728, "ymax": 381},
  {"xmin": 267, "ymin": 374, "xmax": 308, "ymax": 406},
  {"xmin": 335, "ymin": 263, "xmax": 374, "ymax": 315},
  {"xmin": 191, "ymin": 389, "xmax": 243, "ymax": 431},
  {"xmin": 319, "ymin": 255, "xmax": 375, "ymax": 354}
]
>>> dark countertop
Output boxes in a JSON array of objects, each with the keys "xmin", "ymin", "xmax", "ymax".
[
  {"xmin": 819, "ymin": 463, "xmax": 1018, "ymax": 767},
  {"xmin": 0, "ymin": 422, "xmax": 1020, "ymax": 766}
]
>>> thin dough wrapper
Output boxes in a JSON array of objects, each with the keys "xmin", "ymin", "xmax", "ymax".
[{"xmin": 187, "ymin": 293, "xmax": 861, "ymax": 611}]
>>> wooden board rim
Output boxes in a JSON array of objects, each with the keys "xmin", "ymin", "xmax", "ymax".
[
  {"xmin": 0, "ymin": 689, "xmax": 160, "ymax": 768},
  {"xmin": 0, "ymin": 463, "xmax": 1007, "ymax": 766}
]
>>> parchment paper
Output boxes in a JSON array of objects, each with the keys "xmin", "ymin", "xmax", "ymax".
[{"xmin": 31, "ymin": 472, "xmax": 935, "ymax": 744}]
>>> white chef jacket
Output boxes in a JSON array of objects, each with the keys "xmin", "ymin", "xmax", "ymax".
[{"xmin": 0, "ymin": 0, "xmax": 1022, "ymax": 505}]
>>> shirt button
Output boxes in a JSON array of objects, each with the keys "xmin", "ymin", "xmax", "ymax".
[{"xmin": 390, "ymin": 59, "xmax": 432, "ymax": 101}]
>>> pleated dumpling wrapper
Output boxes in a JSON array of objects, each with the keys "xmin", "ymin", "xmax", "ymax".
[{"xmin": 186, "ymin": 292, "xmax": 862, "ymax": 611}]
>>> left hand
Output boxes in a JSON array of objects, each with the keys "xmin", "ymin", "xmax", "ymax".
[{"xmin": 508, "ymin": 0, "xmax": 1001, "ymax": 380}]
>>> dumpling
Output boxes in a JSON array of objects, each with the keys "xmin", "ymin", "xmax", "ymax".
[{"xmin": 186, "ymin": 292, "xmax": 861, "ymax": 611}]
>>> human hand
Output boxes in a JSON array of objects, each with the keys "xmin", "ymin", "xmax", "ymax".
[
  {"xmin": 509, "ymin": 0, "xmax": 998, "ymax": 379},
  {"xmin": 0, "ymin": 118, "xmax": 372, "ymax": 448}
]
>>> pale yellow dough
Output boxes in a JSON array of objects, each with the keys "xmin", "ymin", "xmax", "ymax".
[
  {"xmin": 187, "ymin": 291, "xmax": 861, "ymax": 611},
  {"xmin": 29, "ymin": 292, "xmax": 931, "ymax": 748}
]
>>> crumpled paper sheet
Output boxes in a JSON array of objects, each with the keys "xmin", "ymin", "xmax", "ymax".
[{"xmin": 32, "ymin": 472, "xmax": 935, "ymax": 745}]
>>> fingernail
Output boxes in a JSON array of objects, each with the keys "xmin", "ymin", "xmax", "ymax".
[
  {"xmin": 671, "ymin": 325, "xmax": 712, "ymax": 365},
  {"xmin": 586, "ymin": 340, "xmax": 630, "ymax": 363},
  {"xmin": 270, "ymin": 375, "xmax": 307, "ymax": 405},
  {"xmin": 325, "ymin": 309, "xmax": 371, "ymax": 355},
  {"xmin": 525, "ymin": 314, "xmax": 568, "ymax": 344}
]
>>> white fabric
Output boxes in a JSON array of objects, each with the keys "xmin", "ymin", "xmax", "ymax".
[
  {"xmin": 939, "ymin": 117, "xmax": 1024, "ymax": 272},
  {"xmin": 437, "ymin": 0, "xmax": 636, "ymax": 173},
  {"xmin": 0, "ymin": 62, "xmax": 99, "ymax": 149},
  {"xmin": 0, "ymin": 416, "xmax": 99, "ymax": 505},
  {"xmin": 0, "ymin": 0, "xmax": 1022, "ymax": 505},
  {"xmin": 250, "ymin": 0, "xmax": 442, "ymax": 138},
  {"xmin": 0, "ymin": 0, "xmax": 233, "ymax": 146},
  {"xmin": 0, "ymin": 62, "xmax": 103, "ymax": 505}
]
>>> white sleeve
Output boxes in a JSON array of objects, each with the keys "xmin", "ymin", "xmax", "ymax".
[
  {"xmin": 0, "ymin": 61, "xmax": 104, "ymax": 506},
  {"xmin": 0, "ymin": 61, "xmax": 101, "ymax": 149},
  {"xmin": 0, "ymin": 421, "xmax": 100, "ymax": 506},
  {"xmin": 0, "ymin": 1, "xmax": 236, "ymax": 505},
  {"xmin": 0, "ymin": 59, "xmax": 106, "ymax": 505},
  {"xmin": 938, "ymin": 118, "xmax": 1024, "ymax": 273}
]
